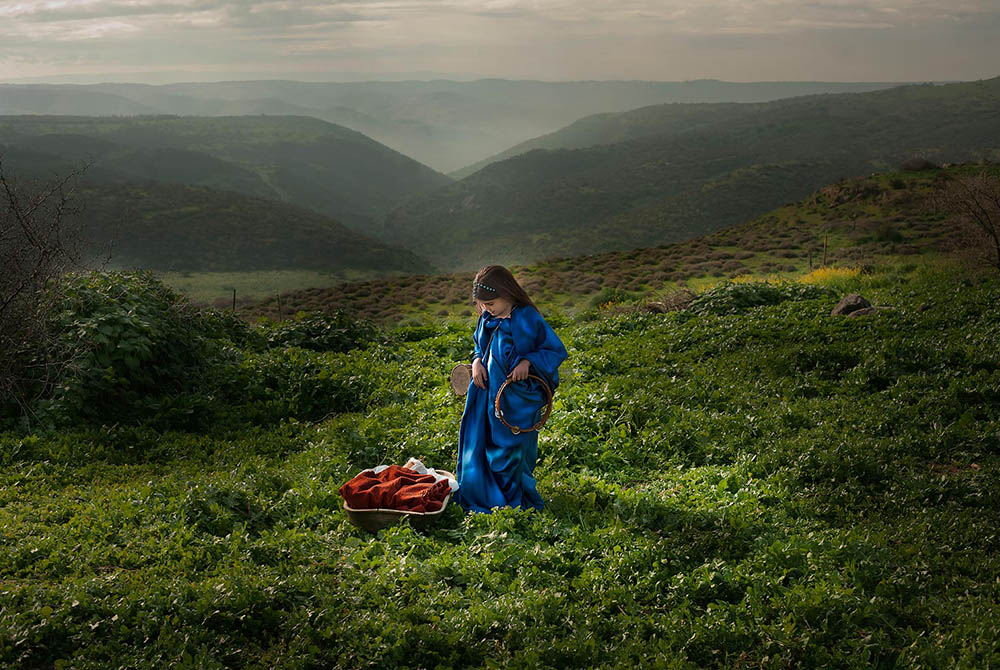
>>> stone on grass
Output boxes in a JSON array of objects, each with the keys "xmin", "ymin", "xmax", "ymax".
[{"xmin": 831, "ymin": 294, "xmax": 872, "ymax": 316}]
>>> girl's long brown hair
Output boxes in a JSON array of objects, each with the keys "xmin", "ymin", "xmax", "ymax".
[{"xmin": 472, "ymin": 265, "xmax": 538, "ymax": 315}]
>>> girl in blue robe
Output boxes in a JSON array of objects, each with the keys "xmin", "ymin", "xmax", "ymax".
[{"xmin": 456, "ymin": 265, "xmax": 568, "ymax": 513}]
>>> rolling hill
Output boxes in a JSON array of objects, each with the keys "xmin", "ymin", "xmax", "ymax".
[
  {"xmin": 0, "ymin": 115, "xmax": 451, "ymax": 230},
  {"xmin": 66, "ymin": 181, "xmax": 432, "ymax": 275},
  {"xmin": 246, "ymin": 163, "xmax": 978, "ymax": 322},
  {"xmin": 0, "ymin": 80, "xmax": 905, "ymax": 173},
  {"xmin": 380, "ymin": 78, "xmax": 1000, "ymax": 271}
]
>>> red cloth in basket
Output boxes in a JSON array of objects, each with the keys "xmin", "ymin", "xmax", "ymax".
[{"xmin": 339, "ymin": 465, "xmax": 451, "ymax": 513}]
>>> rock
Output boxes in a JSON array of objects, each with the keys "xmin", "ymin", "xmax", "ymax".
[
  {"xmin": 847, "ymin": 307, "xmax": 879, "ymax": 318},
  {"xmin": 831, "ymin": 294, "xmax": 872, "ymax": 316}
]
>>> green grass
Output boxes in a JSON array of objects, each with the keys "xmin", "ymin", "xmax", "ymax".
[{"xmin": 2, "ymin": 265, "xmax": 998, "ymax": 668}]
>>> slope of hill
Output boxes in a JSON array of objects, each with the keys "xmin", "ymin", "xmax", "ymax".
[
  {"xmin": 70, "ymin": 181, "xmax": 432, "ymax": 275},
  {"xmin": 457, "ymin": 78, "xmax": 1000, "ymax": 176},
  {"xmin": 0, "ymin": 115, "xmax": 451, "ymax": 230},
  {"xmin": 247, "ymin": 164, "xmax": 977, "ymax": 322},
  {"xmin": 381, "ymin": 78, "xmax": 1000, "ymax": 271},
  {"xmin": 3, "ymin": 264, "xmax": 999, "ymax": 667},
  {"xmin": 0, "ymin": 80, "xmax": 904, "ymax": 172}
]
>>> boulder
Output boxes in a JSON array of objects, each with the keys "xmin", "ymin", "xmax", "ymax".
[
  {"xmin": 847, "ymin": 307, "xmax": 879, "ymax": 318},
  {"xmin": 831, "ymin": 294, "xmax": 872, "ymax": 316}
]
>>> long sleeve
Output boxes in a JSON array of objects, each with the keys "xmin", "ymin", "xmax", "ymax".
[
  {"xmin": 512, "ymin": 307, "xmax": 568, "ymax": 391},
  {"xmin": 471, "ymin": 313, "xmax": 486, "ymax": 362}
]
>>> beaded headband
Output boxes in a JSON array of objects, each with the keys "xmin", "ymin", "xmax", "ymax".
[{"xmin": 473, "ymin": 282, "xmax": 497, "ymax": 297}]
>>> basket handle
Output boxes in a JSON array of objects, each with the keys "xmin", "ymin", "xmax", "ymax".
[{"xmin": 493, "ymin": 374, "xmax": 553, "ymax": 434}]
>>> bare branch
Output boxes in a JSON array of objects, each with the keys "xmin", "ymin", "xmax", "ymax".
[
  {"xmin": 0, "ymin": 153, "xmax": 90, "ymax": 411},
  {"xmin": 936, "ymin": 169, "xmax": 1000, "ymax": 273}
]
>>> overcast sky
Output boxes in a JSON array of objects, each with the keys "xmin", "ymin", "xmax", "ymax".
[{"xmin": 1, "ymin": 0, "xmax": 998, "ymax": 84}]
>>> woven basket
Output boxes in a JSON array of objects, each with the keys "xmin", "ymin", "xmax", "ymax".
[{"xmin": 343, "ymin": 469, "xmax": 456, "ymax": 533}]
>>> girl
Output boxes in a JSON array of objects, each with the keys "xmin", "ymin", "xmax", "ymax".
[{"xmin": 455, "ymin": 265, "xmax": 568, "ymax": 513}]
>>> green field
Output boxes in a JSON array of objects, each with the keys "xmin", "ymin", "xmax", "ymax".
[
  {"xmin": 2, "ymin": 260, "xmax": 998, "ymax": 668},
  {"xmin": 158, "ymin": 270, "xmax": 386, "ymax": 307}
]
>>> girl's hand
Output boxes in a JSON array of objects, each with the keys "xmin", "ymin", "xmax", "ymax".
[
  {"xmin": 508, "ymin": 359, "xmax": 530, "ymax": 382},
  {"xmin": 472, "ymin": 358, "xmax": 488, "ymax": 389}
]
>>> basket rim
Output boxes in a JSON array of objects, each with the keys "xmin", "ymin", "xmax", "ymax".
[{"xmin": 343, "ymin": 492, "xmax": 451, "ymax": 517}]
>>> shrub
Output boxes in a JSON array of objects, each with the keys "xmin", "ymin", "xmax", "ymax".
[
  {"xmin": 687, "ymin": 280, "xmax": 834, "ymax": 316},
  {"xmin": 261, "ymin": 311, "xmax": 381, "ymax": 353},
  {"xmin": 801, "ymin": 266, "xmax": 862, "ymax": 286},
  {"xmin": 32, "ymin": 271, "xmax": 233, "ymax": 427},
  {"xmin": 900, "ymin": 157, "xmax": 940, "ymax": 172},
  {"xmin": 589, "ymin": 286, "xmax": 638, "ymax": 307},
  {"xmin": 0, "ymin": 159, "xmax": 87, "ymax": 417}
]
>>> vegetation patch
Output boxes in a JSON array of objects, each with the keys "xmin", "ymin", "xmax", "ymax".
[{"xmin": 1, "ymin": 265, "xmax": 998, "ymax": 668}]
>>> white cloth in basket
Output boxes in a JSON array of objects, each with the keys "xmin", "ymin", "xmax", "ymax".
[{"xmin": 369, "ymin": 458, "xmax": 459, "ymax": 493}]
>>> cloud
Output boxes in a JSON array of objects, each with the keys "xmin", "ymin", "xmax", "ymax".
[{"xmin": 0, "ymin": 0, "xmax": 997, "ymax": 81}]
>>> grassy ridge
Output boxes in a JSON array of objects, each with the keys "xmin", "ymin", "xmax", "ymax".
[
  {"xmin": 457, "ymin": 78, "xmax": 1000, "ymax": 173},
  {"xmin": 1, "ymin": 265, "xmax": 997, "ymax": 667},
  {"xmin": 242, "ymin": 165, "xmax": 968, "ymax": 322}
]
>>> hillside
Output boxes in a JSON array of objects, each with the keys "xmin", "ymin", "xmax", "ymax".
[
  {"xmin": 383, "ymin": 78, "xmax": 1000, "ymax": 271},
  {"xmin": 246, "ymin": 164, "xmax": 974, "ymax": 323},
  {"xmin": 0, "ymin": 115, "xmax": 451, "ymax": 230},
  {"xmin": 0, "ymin": 80, "xmax": 904, "ymax": 173},
  {"xmin": 71, "ymin": 181, "xmax": 432, "ymax": 275},
  {"xmin": 456, "ymin": 78, "xmax": 1000, "ymax": 175},
  {"xmin": 2, "ymin": 255, "xmax": 998, "ymax": 667}
]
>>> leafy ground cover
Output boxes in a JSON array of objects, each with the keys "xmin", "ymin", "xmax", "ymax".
[{"xmin": 1, "ymin": 264, "xmax": 998, "ymax": 668}]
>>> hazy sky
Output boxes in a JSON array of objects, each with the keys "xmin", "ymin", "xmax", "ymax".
[{"xmin": 1, "ymin": 0, "xmax": 998, "ymax": 83}]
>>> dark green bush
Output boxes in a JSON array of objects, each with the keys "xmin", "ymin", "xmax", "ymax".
[
  {"xmin": 687, "ymin": 281, "xmax": 834, "ymax": 316},
  {"xmin": 589, "ymin": 286, "xmax": 638, "ymax": 307},
  {"xmin": 261, "ymin": 311, "xmax": 380, "ymax": 353},
  {"xmin": 32, "ymin": 271, "xmax": 235, "ymax": 428}
]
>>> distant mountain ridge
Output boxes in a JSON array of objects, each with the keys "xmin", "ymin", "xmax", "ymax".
[
  {"xmin": 381, "ymin": 78, "xmax": 1000, "ymax": 271},
  {"xmin": 0, "ymin": 79, "xmax": 907, "ymax": 172},
  {"xmin": 0, "ymin": 114, "xmax": 451, "ymax": 230}
]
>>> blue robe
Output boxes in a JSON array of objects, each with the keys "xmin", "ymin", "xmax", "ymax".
[{"xmin": 455, "ymin": 305, "xmax": 568, "ymax": 513}]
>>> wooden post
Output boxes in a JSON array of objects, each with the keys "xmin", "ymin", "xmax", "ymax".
[
  {"xmin": 808, "ymin": 249, "xmax": 813, "ymax": 270},
  {"xmin": 277, "ymin": 293, "xmax": 283, "ymax": 322},
  {"xmin": 822, "ymin": 235, "xmax": 828, "ymax": 267},
  {"xmin": 232, "ymin": 289, "xmax": 236, "ymax": 312}
]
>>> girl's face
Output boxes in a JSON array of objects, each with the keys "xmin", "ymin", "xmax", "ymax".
[{"xmin": 478, "ymin": 296, "xmax": 514, "ymax": 318}]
